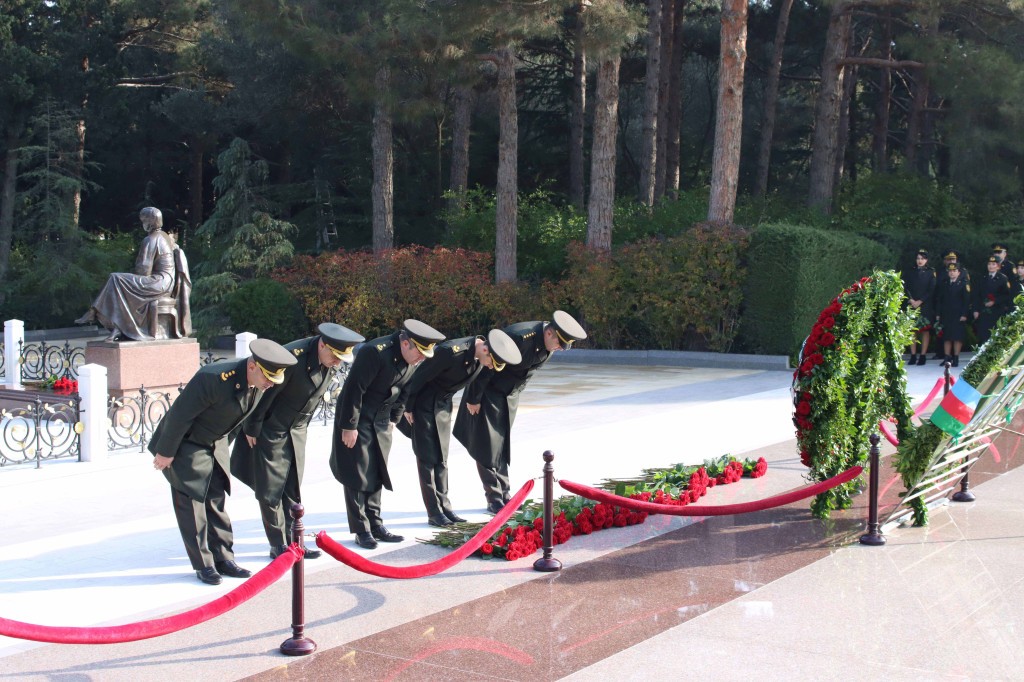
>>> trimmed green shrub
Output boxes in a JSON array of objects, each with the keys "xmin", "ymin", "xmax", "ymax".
[
  {"xmin": 224, "ymin": 278, "xmax": 308, "ymax": 344},
  {"xmin": 736, "ymin": 223, "xmax": 894, "ymax": 356},
  {"xmin": 834, "ymin": 173, "xmax": 971, "ymax": 232}
]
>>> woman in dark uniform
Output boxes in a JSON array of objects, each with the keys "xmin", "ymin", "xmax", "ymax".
[
  {"xmin": 904, "ymin": 249, "xmax": 936, "ymax": 365},
  {"xmin": 973, "ymin": 255, "xmax": 1012, "ymax": 345},
  {"xmin": 934, "ymin": 262, "xmax": 972, "ymax": 367}
]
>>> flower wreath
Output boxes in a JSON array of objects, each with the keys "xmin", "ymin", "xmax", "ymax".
[{"xmin": 793, "ymin": 271, "xmax": 915, "ymax": 519}]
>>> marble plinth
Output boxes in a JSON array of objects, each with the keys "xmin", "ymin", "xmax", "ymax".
[{"xmin": 85, "ymin": 338, "xmax": 200, "ymax": 398}]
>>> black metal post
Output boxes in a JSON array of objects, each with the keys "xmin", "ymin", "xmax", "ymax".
[
  {"xmin": 533, "ymin": 450, "xmax": 562, "ymax": 572},
  {"xmin": 946, "ymin": 363, "xmax": 977, "ymax": 502},
  {"xmin": 280, "ymin": 503, "xmax": 317, "ymax": 656},
  {"xmin": 33, "ymin": 396, "xmax": 42, "ymax": 469},
  {"xmin": 859, "ymin": 433, "xmax": 886, "ymax": 546}
]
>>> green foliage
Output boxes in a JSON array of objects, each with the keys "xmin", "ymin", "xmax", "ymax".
[
  {"xmin": 793, "ymin": 272, "xmax": 914, "ymax": 519},
  {"xmin": 556, "ymin": 223, "xmax": 749, "ymax": 351},
  {"xmin": 224, "ymin": 278, "xmax": 308, "ymax": 344},
  {"xmin": 834, "ymin": 173, "xmax": 971, "ymax": 232},
  {"xmin": 737, "ymin": 223, "xmax": 895, "ymax": 357}
]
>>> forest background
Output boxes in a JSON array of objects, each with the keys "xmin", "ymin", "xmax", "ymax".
[{"xmin": 2, "ymin": 0, "xmax": 1023, "ymax": 357}]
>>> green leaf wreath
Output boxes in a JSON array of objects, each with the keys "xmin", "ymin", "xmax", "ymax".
[
  {"xmin": 793, "ymin": 271, "xmax": 915, "ymax": 519},
  {"xmin": 893, "ymin": 294, "xmax": 1024, "ymax": 526}
]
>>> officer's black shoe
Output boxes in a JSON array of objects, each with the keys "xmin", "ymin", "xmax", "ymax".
[
  {"xmin": 270, "ymin": 545, "xmax": 322, "ymax": 560},
  {"xmin": 952, "ymin": 355, "xmax": 960, "ymax": 367},
  {"xmin": 214, "ymin": 559, "xmax": 252, "ymax": 579},
  {"xmin": 355, "ymin": 531, "xmax": 378, "ymax": 549},
  {"xmin": 917, "ymin": 355, "xmax": 927, "ymax": 366},
  {"xmin": 428, "ymin": 515, "xmax": 454, "ymax": 528},
  {"xmin": 196, "ymin": 566, "xmax": 222, "ymax": 585},
  {"xmin": 486, "ymin": 500, "xmax": 504, "ymax": 515},
  {"xmin": 444, "ymin": 511, "xmax": 467, "ymax": 524},
  {"xmin": 371, "ymin": 525, "xmax": 404, "ymax": 543}
]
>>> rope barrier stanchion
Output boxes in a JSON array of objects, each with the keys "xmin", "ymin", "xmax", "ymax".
[
  {"xmin": 559, "ymin": 466, "xmax": 863, "ymax": 516},
  {"xmin": 948, "ymin": 362, "xmax": 977, "ymax": 503},
  {"xmin": 533, "ymin": 450, "xmax": 561, "ymax": 573},
  {"xmin": 280, "ymin": 503, "xmax": 316, "ymax": 656},
  {"xmin": 859, "ymin": 433, "xmax": 886, "ymax": 546}
]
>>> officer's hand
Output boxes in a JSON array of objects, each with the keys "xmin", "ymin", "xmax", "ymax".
[
  {"xmin": 961, "ymin": 316, "xmax": 968, "ymax": 322},
  {"xmin": 466, "ymin": 403, "xmax": 481, "ymax": 415},
  {"xmin": 246, "ymin": 435, "xmax": 256, "ymax": 447},
  {"xmin": 153, "ymin": 454, "xmax": 173, "ymax": 472},
  {"xmin": 404, "ymin": 412, "xmax": 414, "ymax": 425},
  {"xmin": 342, "ymin": 429, "xmax": 357, "ymax": 448}
]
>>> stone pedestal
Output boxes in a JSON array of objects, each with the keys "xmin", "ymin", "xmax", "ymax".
[{"xmin": 85, "ymin": 338, "xmax": 200, "ymax": 399}]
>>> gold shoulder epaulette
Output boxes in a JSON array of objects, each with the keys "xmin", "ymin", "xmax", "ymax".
[
  {"xmin": 451, "ymin": 344, "xmax": 462, "ymax": 353},
  {"xmin": 293, "ymin": 348, "xmax": 304, "ymax": 356},
  {"xmin": 524, "ymin": 332, "xmax": 534, "ymax": 339},
  {"xmin": 377, "ymin": 343, "xmax": 387, "ymax": 351},
  {"xmin": 220, "ymin": 369, "xmax": 236, "ymax": 381}
]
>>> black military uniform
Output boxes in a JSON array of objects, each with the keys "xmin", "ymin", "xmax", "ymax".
[
  {"xmin": 1014, "ymin": 265, "xmax": 1024, "ymax": 299},
  {"xmin": 329, "ymin": 319, "xmax": 445, "ymax": 549},
  {"xmin": 903, "ymin": 249, "xmax": 936, "ymax": 365},
  {"xmin": 935, "ymin": 262, "xmax": 972, "ymax": 365},
  {"xmin": 974, "ymin": 255, "xmax": 1013, "ymax": 344},
  {"xmin": 454, "ymin": 311, "xmax": 586, "ymax": 512},
  {"xmin": 934, "ymin": 250, "xmax": 970, "ymax": 360},
  {"xmin": 149, "ymin": 339, "xmax": 296, "ymax": 584},
  {"xmin": 232, "ymin": 324, "xmax": 364, "ymax": 559},
  {"xmin": 398, "ymin": 330, "xmax": 522, "ymax": 527},
  {"xmin": 993, "ymin": 243, "xmax": 1015, "ymax": 282}
]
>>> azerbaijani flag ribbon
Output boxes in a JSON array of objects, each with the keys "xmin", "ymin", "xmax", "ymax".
[{"xmin": 930, "ymin": 379, "xmax": 982, "ymax": 436}]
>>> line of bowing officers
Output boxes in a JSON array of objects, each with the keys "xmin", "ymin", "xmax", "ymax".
[{"xmin": 150, "ymin": 312, "xmax": 586, "ymax": 582}]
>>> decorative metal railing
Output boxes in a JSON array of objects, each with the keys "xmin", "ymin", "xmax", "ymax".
[
  {"xmin": 0, "ymin": 391, "xmax": 81, "ymax": 468},
  {"xmin": 107, "ymin": 386, "xmax": 178, "ymax": 452},
  {"xmin": 311, "ymin": 364, "xmax": 350, "ymax": 426},
  {"xmin": 0, "ymin": 341, "xmax": 5, "ymax": 379},
  {"xmin": 18, "ymin": 340, "xmax": 85, "ymax": 382},
  {"xmin": 201, "ymin": 350, "xmax": 228, "ymax": 368}
]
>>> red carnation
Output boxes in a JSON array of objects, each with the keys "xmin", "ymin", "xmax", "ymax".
[
  {"xmin": 482, "ymin": 543, "xmax": 493, "ymax": 555},
  {"xmin": 819, "ymin": 332, "xmax": 836, "ymax": 347}
]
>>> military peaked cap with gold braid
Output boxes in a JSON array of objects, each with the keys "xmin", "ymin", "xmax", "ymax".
[
  {"xmin": 249, "ymin": 338, "xmax": 297, "ymax": 384},
  {"xmin": 318, "ymin": 323, "xmax": 365, "ymax": 362},
  {"xmin": 549, "ymin": 310, "xmax": 587, "ymax": 350},
  {"xmin": 402, "ymin": 319, "xmax": 445, "ymax": 358}
]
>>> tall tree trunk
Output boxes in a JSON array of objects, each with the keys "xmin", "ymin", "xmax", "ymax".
[
  {"xmin": 637, "ymin": 0, "xmax": 662, "ymax": 207},
  {"xmin": 0, "ymin": 128, "xmax": 22, "ymax": 302},
  {"xmin": 904, "ymin": 16, "xmax": 936, "ymax": 174},
  {"xmin": 653, "ymin": 0, "xmax": 675, "ymax": 202},
  {"xmin": 707, "ymin": 0, "xmax": 748, "ymax": 224},
  {"xmin": 495, "ymin": 46, "xmax": 518, "ymax": 283},
  {"xmin": 754, "ymin": 0, "xmax": 794, "ymax": 198},
  {"xmin": 187, "ymin": 138, "xmax": 204, "ymax": 247},
  {"xmin": 872, "ymin": 11, "xmax": 892, "ymax": 171},
  {"xmin": 665, "ymin": 0, "xmax": 686, "ymax": 200},
  {"xmin": 807, "ymin": 3, "xmax": 852, "ymax": 213},
  {"xmin": 569, "ymin": 12, "xmax": 587, "ymax": 210},
  {"xmin": 372, "ymin": 66, "xmax": 394, "ymax": 254},
  {"xmin": 833, "ymin": 61, "xmax": 857, "ymax": 201},
  {"xmin": 587, "ymin": 54, "xmax": 622, "ymax": 252},
  {"xmin": 447, "ymin": 84, "xmax": 474, "ymax": 215},
  {"xmin": 918, "ymin": 91, "xmax": 938, "ymax": 176}
]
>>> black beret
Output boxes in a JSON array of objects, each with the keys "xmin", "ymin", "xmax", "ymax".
[
  {"xmin": 250, "ymin": 338, "xmax": 298, "ymax": 384},
  {"xmin": 318, "ymin": 323, "xmax": 364, "ymax": 361},
  {"xmin": 486, "ymin": 329, "xmax": 522, "ymax": 371},
  {"xmin": 550, "ymin": 310, "xmax": 587, "ymax": 350},
  {"xmin": 403, "ymin": 319, "xmax": 446, "ymax": 358}
]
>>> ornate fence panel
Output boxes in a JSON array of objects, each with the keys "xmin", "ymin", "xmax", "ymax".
[
  {"xmin": 201, "ymin": 351, "xmax": 228, "ymax": 369},
  {"xmin": 108, "ymin": 387, "xmax": 175, "ymax": 452},
  {"xmin": 18, "ymin": 340, "xmax": 85, "ymax": 381},
  {"xmin": 1, "ymin": 341, "xmax": 5, "ymax": 379},
  {"xmin": 311, "ymin": 364, "xmax": 350, "ymax": 426},
  {"xmin": 0, "ymin": 390, "xmax": 82, "ymax": 468}
]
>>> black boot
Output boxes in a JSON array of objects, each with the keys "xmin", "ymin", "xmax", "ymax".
[
  {"xmin": 917, "ymin": 354, "xmax": 926, "ymax": 366},
  {"xmin": 909, "ymin": 353, "xmax": 918, "ymax": 365},
  {"xmin": 952, "ymin": 355, "xmax": 959, "ymax": 367}
]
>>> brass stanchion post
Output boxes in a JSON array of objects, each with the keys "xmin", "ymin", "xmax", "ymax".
[
  {"xmin": 280, "ymin": 503, "xmax": 317, "ymax": 656},
  {"xmin": 533, "ymin": 450, "xmax": 562, "ymax": 572}
]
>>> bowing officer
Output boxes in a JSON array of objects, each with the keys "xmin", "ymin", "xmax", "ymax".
[
  {"xmin": 150, "ymin": 339, "xmax": 297, "ymax": 585},
  {"xmin": 398, "ymin": 329, "xmax": 522, "ymax": 527},
  {"xmin": 330, "ymin": 319, "xmax": 446, "ymax": 550},
  {"xmin": 232, "ymin": 323, "xmax": 365, "ymax": 560},
  {"xmin": 454, "ymin": 311, "xmax": 586, "ymax": 513}
]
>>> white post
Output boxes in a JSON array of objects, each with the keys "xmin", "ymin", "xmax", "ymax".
[
  {"xmin": 4, "ymin": 319, "xmax": 24, "ymax": 389},
  {"xmin": 235, "ymin": 332, "xmax": 257, "ymax": 359},
  {"xmin": 78, "ymin": 363, "xmax": 108, "ymax": 463}
]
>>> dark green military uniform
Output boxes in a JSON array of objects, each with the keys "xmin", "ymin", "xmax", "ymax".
[
  {"xmin": 149, "ymin": 359, "xmax": 264, "ymax": 571},
  {"xmin": 231, "ymin": 335, "xmax": 337, "ymax": 547},
  {"xmin": 453, "ymin": 322, "xmax": 550, "ymax": 506},
  {"xmin": 330, "ymin": 331, "xmax": 419, "ymax": 533},
  {"xmin": 398, "ymin": 336, "xmax": 486, "ymax": 519}
]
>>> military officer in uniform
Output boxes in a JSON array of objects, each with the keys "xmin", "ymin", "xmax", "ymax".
[
  {"xmin": 1014, "ymin": 261, "xmax": 1024, "ymax": 299},
  {"xmin": 973, "ymin": 255, "xmax": 1013, "ymax": 344},
  {"xmin": 903, "ymin": 248, "xmax": 936, "ymax": 365},
  {"xmin": 398, "ymin": 329, "xmax": 522, "ymax": 527},
  {"xmin": 232, "ymin": 323, "xmax": 365, "ymax": 560},
  {"xmin": 330, "ymin": 319, "xmax": 446, "ymax": 550},
  {"xmin": 935, "ymin": 262, "xmax": 972, "ymax": 367},
  {"xmin": 992, "ymin": 243, "xmax": 1015, "ymax": 282},
  {"xmin": 150, "ymin": 339, "xmax": 297, "ymax": 585},
  {"xmin": 454, "ymin": 311, "xmax": 586, "ymax": 513}
]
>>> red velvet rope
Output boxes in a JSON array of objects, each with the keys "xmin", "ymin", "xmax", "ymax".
[
  {"xmin": 880, "ymin": 377, "xmax": 947, "ymax": 445},
  {"xmin": 316, "ymin": 479, "xmax": 535, "ymax": 579},
  {"xmin": 0, "ymin": 546, "xmax": 301, "ymax": 644},
  {"xmin": 558, "ymin": 466, "xmax": 864, "ymax": 516}
]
